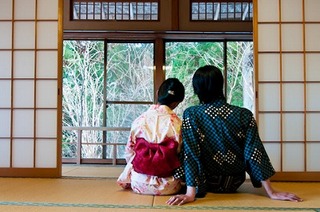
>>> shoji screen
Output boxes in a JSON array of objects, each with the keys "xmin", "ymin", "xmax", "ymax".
[
  {"xmin": 254, "ymin": 0, "xmax": 320, "ymax": 181},
  {"xmin": 0, "ymin": 0, "xmax": 62, "ymax": 177}
]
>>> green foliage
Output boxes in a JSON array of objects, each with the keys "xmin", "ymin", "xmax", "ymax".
[{"xmin": 165, "ymin": 41, "xmax": 225, "ymax": 117}]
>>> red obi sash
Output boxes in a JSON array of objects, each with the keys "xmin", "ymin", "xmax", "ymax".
[{"xmin": 132, "ymin": 137, "xmax": 181, "ymax": 177}]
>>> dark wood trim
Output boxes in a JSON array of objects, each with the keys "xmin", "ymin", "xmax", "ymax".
[
  {"xmin": 64, "ymin": 0, "xmax": 252, "ymax": 32},
  {"xmin": 64, "ymin": 0, "xmax": 173, "ymax": 31},
  {"xmin": 62, "ymin": 158, "xmax": 126, "ymax": 165},
  {"xmin": 154, "ymin": 38, "xmax": 165, "ymax": 102},
  {"xmin": 63, "ymin": 31, "xmax": 253, "ymax": 40},
  {"xmin": 0, "ymin": 168, "xmax": 61, "ymax": 178},
  {"xmin": 55, "ymin": 0, "xmax": 64, "ymax": 178},
  {"xmin": 171, "ymin": 0, "xmax": 179, "ymax": 30},
  {"xmin": 271, "ymin": 172, "xmax": 320, "ymax": 182}
]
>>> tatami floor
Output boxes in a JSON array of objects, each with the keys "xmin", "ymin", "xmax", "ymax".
[
  {"xmin": 0, "ymin": 165, "xmax": 319, "ymax": 211},
  {"xmin": 62, "ymin": 164, "xmax": 124, "ymax": 178}
]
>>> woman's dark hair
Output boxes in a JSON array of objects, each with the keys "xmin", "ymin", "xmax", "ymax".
[
  {"xmin": 192, "ymin": 65, "xmax": 225, "ymax": 103},
  {"xmin": 157, "ymin": 78, "xmax": 185, "ymax": 106}
]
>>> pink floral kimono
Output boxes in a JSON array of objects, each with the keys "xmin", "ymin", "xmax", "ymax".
[{"xmin": 117, "ymin": 105, "xmax": 182, "ymax": 195}]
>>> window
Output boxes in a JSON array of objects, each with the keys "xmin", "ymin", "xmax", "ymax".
[
  {"xmin": 62, "ymin": 38, "xmax": 253, "ymax": 164},
  {"xmin": 165, "ymin": 41, "xmax": 254, "ymax": 117},
  {"xmin": 191, "ymin": 1, "xmax": 253, "ymax": 21},
  {"xmin": 64, "ymin": 0, "xmax": 252, "ymax": 32},
  {"xmin": 72, "ymin": 0, "xmax": 159, "ymax": 20},
  {"xmin": 62, "ymin": 0, "xmax": 253, "ymax": 164}
]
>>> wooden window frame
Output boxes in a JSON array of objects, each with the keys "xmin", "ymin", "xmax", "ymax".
[{"xmin": 64, "ymin": 0, "xmax": 252, "ymax": 32}]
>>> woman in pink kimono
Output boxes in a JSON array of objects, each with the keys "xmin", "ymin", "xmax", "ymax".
[{"xmin": 117, "ymin": 78, "xmax": 185, "ymax": 195}]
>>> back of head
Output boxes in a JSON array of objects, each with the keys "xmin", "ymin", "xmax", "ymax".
[
  {"xmin": 158, "ymin": 78, "xmax": 185, "ymax": 106},
  {"xmin": 192, "ymin": 65, "xmax": 225, "ymax": 103}
]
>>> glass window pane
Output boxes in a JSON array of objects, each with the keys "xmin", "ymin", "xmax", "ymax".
[
  {"xmin": 81, "ymin": 129, "xmax": 103, "ymax": 159},
  {"xmin": 115, "ymin": 145, "xmax": 126, "ymax": 159},
  {"xmin": 165, "ymin": 41, "xmax": 224, "ymax": 117},
  {"xmin": 106, "ymin": 42, "xmax": 154, "ymax": 102},
  {"xmin": 191, "ymin": 1, "xmax": 253, "ymax": 21},
  {"xmin": 62, "ymin": 129, "xmax": 78, "ymax": 159},
  {"xmin": 73, "ymin": 1, "xmax": 159, "ymax": 21},
  {"xmin": 82, "ymin": 144, "xmax": 103, "ymax": 159},
  {"xmin": 227, "ymin": 42, "xmax": 254, "ymax": 111},
  {"xmin": 106, "ymin": 131, "xmax": 130, "ymax": 158},
  {"xmin": 63, "ymin": 40, "xmax": 104, "ymax": 127},
  {"xmin": 106, "ymin": 104, "xmax": 150, "ymax": 128},
  {"xmin": 165, "ymin": 41, "xmax": 254, "ymax": 116},
  {"xmin": 106, "ymin": 131, "xmax": 129, "ymax": 144}
]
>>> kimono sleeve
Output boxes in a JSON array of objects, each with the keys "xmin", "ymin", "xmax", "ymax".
[
  {"xmin": 181, "ymin": 108, "xmax": 206, "ymax": 190},
  {"xmin": 243, "ymin": 112, "xmax": 276, "ymax": 187}
]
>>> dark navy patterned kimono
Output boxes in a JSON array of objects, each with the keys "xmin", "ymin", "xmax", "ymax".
[{"xmin": 174, "ymin": 99, "xmax": 276, "ymax": 196}]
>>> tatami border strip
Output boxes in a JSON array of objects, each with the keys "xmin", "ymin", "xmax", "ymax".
[{"xmin": 0, "ymin": 201, "xmax": 319, "ymax": 211}]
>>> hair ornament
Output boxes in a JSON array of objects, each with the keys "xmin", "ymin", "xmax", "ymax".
[{"xmin": 168, "ymin": 90, "xmax": 175, "ymax": 95}]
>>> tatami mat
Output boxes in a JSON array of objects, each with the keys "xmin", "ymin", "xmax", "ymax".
[
  {"xmin": 0, "ymin": 165, "xmax": 319, "ymax": 211},
  {"xmin": 0, "ymin": 176, "xmax": 319, "ymax": 212},
  {"xmin": 154, "ymin": 181, "xmax": 319, "ymax": 211},
  {"xmin": 62, "ymin": 165, "xmax": 124, "ymax": 178}
]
